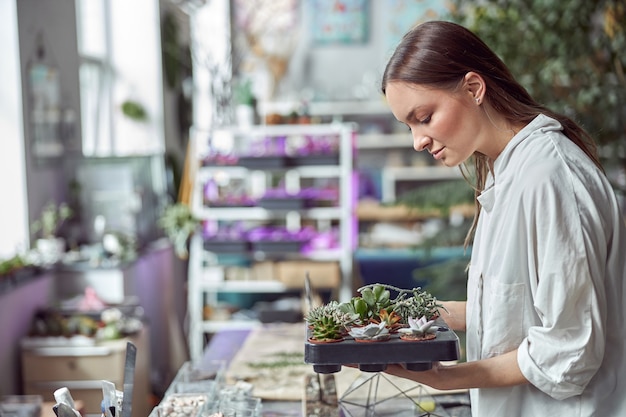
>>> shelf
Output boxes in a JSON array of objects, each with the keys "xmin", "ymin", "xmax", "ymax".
[
  {"xmin": 383, "ymin": 165, "xmax": 462, "ymax": 181},
  {"xmin": 195, "ymin": 279, "xmax": 287, "ymax": 293},
  {"xmin": 210, "ymin": 122, "xmax": 357, "ymax": 136},
  {"xmin": 381, "ymin": 166, "xmax": 463, "ymax": 202},
  {"xmin": 200, "ymin": 320, "xmax": 262, "ymax": 333},
  {"xmin": 188, "ymin": 122, "xmax": 356, "ymax": 362},
  {"xmin": 357, "ymin": 133, "xmax": 410, "ymax": 149},
  {"xmin": 195, "ymin": 206, "xmax": 343, "ymax": 221},
  {"xmin": 259, "ymin": 100, "xmax": 390, "ymax": 117},
  {"xmin": 357, "ymin": 201, "xmax": 475, "ymax": 221},
  {"xmin": 198, "ymin": 164, "xmax": 343, "ymax": 177},
  {"xmin": 357, "ymin": 201, "xmax": 441, "ymax": 221},
  {"xmin": 201, "ymin": 248, "xmax": 344, "ymax": 263}
]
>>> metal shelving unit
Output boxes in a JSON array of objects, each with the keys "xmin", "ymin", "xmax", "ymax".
[{"xmin": 187, "ymin": 123, "xmax": 357, "ymax": 361}]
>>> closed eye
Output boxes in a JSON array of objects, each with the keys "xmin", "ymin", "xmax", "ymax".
[{"xmin": 419, "ymin": 115, "xmax": 432, "ymax": 124}]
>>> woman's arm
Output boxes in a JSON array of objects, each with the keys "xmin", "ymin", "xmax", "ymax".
[
  {"xmin": 385, "ymin": 349, "xmax": 529, "ymax": 391},
  {"xmin": 439, "ymin": 301, "xmax": 466, "ymax": 331}
]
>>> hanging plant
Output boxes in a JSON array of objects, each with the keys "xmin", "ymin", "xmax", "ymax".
[{"xmin": 121, "ymin": 100, "xmax": 148, "ymax": 122}]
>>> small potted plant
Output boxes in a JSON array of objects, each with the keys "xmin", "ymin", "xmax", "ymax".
[
  {"xmin": 306, "ymin": 301, "xmax": 356, "ymax": 343},
  {"xmin": 390, "ymin": 285, "xmax": 445, "ymax": 323},
  {"xmin": 31, "ymin": 201, "xmax": 73, "ymax": 264},
  {"xmin": 397, "ymin": 316, "xmax": 439, "ymax": 341},
  {"xmin": 157, "ymin": 203, "xmax": 200, "ymax": 259},
  {"xmin": 348, "ymin": 321, "xmax": 391, "ymax": 342},
  {"xmin": 338, "ymin": 284, "xmax": 394, "ymax": 325}
]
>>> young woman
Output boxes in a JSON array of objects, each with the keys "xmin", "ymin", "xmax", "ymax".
[{"xmin": 380, "ymin": 20, "xmax": 626, "ymax": 416}]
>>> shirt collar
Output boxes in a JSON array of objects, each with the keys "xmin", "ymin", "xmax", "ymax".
[
  {"xmin": 476, "ymin": 114, "xmax": 562, "ymax": 213},
  {"xmin": 492, "ymin": 114, "xmax": 563, "ymax": 177}
]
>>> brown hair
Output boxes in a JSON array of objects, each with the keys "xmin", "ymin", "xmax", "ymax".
[{"xmin": 381, "ymin": 20, "xmax": 602, "ymax": 248}]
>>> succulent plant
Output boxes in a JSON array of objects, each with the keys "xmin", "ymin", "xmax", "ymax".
[
  {"xmin": 310, "ymin": 315, "xmax": 344, "ymax": 341},
  {"xmin": 373, "ymin": 309, "xmax": 402, "ymax": 328},
  {"xmin": 392, "ymin": 287, "xmax": 444, "ymax": 323},
  {"xmin": 306, "ymin": 301, "xmax": 357, "ymax": 341},
  {"xmin": 348, "ymin": 321, "xmax": 390, "ymax": 341},
  {"xmin": 338, "ymin": 284, "xmax": 394, "ymax": 325},
  {"xmin": 397, "ymin": 316, "xmax": 438, "ymax": 339}
]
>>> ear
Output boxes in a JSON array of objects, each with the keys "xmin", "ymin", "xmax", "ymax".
[{"xmin": 464, "ymin": 72, "xmax": 486, "ymax": 104}]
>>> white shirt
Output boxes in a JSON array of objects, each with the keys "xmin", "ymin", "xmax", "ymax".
[{"xmin": 466, "ymin": 114, "xmax": 626, "ymax": 416}]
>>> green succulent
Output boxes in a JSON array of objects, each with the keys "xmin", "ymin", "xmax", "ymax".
[
  {"xmin": 391, "ymin": 286, "xmax": 446, "ymax": 323},
  {"xmin": 337, "ymin": 297, "xmax": 369, "ymax": 324},
  {"xmin": 340, "ymin": 284, "xmax": 393, "ymax": 323},
  {"xmin": 310, "ymin": 315, "xmax": 344, "ymax": 341},
  {"xmin": 306, "ymin": 301, "xmax": 359, "ymax": 341}
]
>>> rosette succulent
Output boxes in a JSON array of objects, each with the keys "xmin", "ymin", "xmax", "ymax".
[
  {"xmin": 397, "ymin": 316, "xmax": 438, "ymax": 339},
  {"xmin": 348, "ymin": 321, "xmax": 390, "ymax": 341}
]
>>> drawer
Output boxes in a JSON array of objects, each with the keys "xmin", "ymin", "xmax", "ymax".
[{"xmin": 22, "ymin": 344, "xmax": 126, "ymax": 382}]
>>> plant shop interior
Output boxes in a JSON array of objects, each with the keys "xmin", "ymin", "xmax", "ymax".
[{"xmin": 1, "ymin": 1, "xmax": 624, "ymax": 417}]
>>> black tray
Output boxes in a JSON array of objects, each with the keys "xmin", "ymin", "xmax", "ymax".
[
  {"xmin": 257, "ymin": 197, "xmax": 308, "ymax": 210},
  {"xmin": 251, "ymin": 240, "xmax": 305, "ymax": 254},
  {"xmin": 288, "ymin": 154, "xmax": 339, "ymax": 166},
  {"xmin": 203, "ymin": 239, "xmax": 250, "ymax": 253},
  {"xmin": 304, "ymin": 319, "xmax": 459, "ymax": 374},
  {"xmin": 237, "ymin": 156, "xmax": 288, "ymax": 169}
]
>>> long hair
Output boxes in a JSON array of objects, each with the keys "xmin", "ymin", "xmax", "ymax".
[{"xmin": 381, "ymin": 20, "xmax": 602, "ymax": 248}]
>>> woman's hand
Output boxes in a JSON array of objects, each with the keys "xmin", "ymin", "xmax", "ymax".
[
  {"xmin": 382, "ymin": 350, "xmax": 528, "ymax": 391},
  {"xmin": 383, "ymin": 363, "xmax": 446, "ymax": 390}
]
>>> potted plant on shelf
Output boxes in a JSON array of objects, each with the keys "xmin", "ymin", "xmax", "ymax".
[
  {"xmin": 31, "ymin": 201, "xmax": 73, "ymax": 265},
  {"xmin": 157, "ymin": 202, "xmax": 200, "ymax": 259}
]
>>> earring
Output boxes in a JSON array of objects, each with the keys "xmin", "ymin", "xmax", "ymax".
[{"xmin": 475, "ymin": 98, "xmax": 480, "ymax": 104}]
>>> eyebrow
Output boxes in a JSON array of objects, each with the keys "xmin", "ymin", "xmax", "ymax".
[{"xmin": 403, "ymin": 105, "xmax": 424, "ymax": 123}]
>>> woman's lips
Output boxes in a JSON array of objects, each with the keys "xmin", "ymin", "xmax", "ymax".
[{"xmin": 432, "ymin": 147, "xmax": 444, "ymax": 160}]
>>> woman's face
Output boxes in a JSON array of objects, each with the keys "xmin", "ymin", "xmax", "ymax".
[{"xmin": 385, "ymin": 81, "xmax": 483, "ymax": 167}]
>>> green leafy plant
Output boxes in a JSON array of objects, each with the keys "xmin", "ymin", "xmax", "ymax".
[
  {"xmin": 338, "ymin": 284, "xmax": 445, "ymax": 326},
  {"xmin": 0, "ymin": 254, "xmax": 29, "ymax": 277},
  {"xmin": 306, "ymin": 301, "xmax": 357, "ymax": 341},
  {"xmin": 157, "ymin": 203, "xmax": 200, "ymax": 259},
  {"xmin": 396, "ymin": 180, "xmax": 474, "ymax": 218},
  {"xmin": 448, "ymin": 0, "xmax": 626, "ymax": 194},
  {"xmin": 31, "ymin": 201, "xmax": 73, "ymax": 239},
  {"xmin": 338, "ymin": 284, "xmax": 393, "ymax": 324},
  {"xmin": 121, "ymin": 99, "xmax": 148, "ymax": 121},
  {"xmin": 391, "ymin": 285, "xmax": 446, "ymax": 323},
  {"xmin": 233, "ymin": 78, "xmax": 255, "ymax": 106}
]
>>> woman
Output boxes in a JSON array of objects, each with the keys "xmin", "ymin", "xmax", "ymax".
[{"xmin": 381, "ymin": 21, "xmax": 626, "ymax": 416}]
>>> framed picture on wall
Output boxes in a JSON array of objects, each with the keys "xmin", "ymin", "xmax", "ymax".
[{"xmin": 311, "ymin": 0, "xmax": 369, "ymax": 44}]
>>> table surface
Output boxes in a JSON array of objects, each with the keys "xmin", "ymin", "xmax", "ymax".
[{"xmin": 200, "ymin": 326, "xmax": 472, "ymax": 417}]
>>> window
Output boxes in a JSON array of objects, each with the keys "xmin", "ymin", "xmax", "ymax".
[
  {"xmin": 0, "ymin": 0, "xmax": 29, "ymax": 257},
  {"xmin": 76, "ymin": 0, "xmax": 165, "ymax": 156}
]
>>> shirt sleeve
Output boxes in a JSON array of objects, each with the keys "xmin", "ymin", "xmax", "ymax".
[{"xmin": 516, "ymin": 154, "xmax": 608, "ymax": 400}]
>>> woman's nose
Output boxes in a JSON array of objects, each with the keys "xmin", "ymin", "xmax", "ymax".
[{"xmin": 413, "ymin": 134, "xmax": 431, "ymax": 152}]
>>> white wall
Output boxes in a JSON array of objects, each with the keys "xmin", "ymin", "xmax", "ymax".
[{"xmin": 0, "ymin": 0, "xmax": 29, "ymax": 256}]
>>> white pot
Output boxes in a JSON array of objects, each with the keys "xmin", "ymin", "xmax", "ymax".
[
  {"xmin": 235, "ymin": 104, "xmax": 255, "ymax": 127},
  {"xmin": 36, "ymin": 237, "xmax": 65, "ymax": 264}
]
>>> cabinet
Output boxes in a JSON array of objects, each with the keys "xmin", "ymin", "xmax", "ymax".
[
  {"xmin": 187, "ymin": 123, "xmax": 357, "ymax": 361},
  {"xmin": 21, "ymin": 329, "xmax": 151, "ymax": 417}
]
